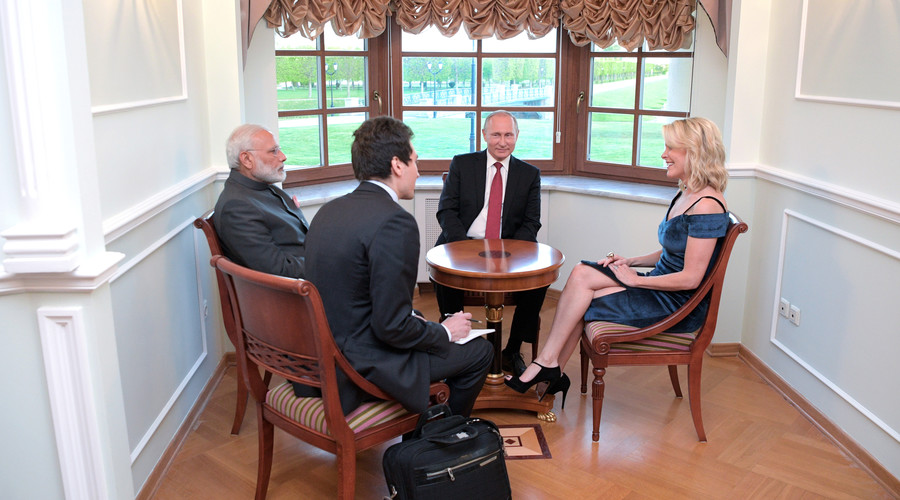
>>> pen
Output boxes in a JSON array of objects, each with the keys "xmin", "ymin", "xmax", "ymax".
[{"xmin": 444, "ymin": 313, "xmax": 483, "ymax": 324}]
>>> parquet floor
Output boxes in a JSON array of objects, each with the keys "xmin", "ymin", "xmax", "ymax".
[{"xmin": 150, "ymin": 292, "xmax": 895, "ymax": 499}]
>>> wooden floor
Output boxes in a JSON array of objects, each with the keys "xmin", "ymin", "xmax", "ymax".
[{"xmin": 151, "ymin": 292, "xmax": 894, "ymax": 499}]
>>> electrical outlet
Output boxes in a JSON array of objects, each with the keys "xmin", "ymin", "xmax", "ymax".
[
  {"xmin": 789, "ymin": 305, "xmax": 801, "ymax": 326},
  {"xmin": 779, "ymin": 298, "xmax": 790, "ymax": 318}
]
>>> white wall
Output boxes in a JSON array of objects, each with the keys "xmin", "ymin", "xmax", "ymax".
[
  {"xmin": 727, "ymin": 0, "xmax": 900, "ymax": 480},
  {"xmin": 83, "ymin": 0, "xmax": 244, "ymax": 491},
  {"xmin": 1, "ymin": 0, "xmax": 248, "ymax": 496}
]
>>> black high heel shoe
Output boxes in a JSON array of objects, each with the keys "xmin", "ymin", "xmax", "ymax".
[
  {"xmin": 538, "ymin": 374, "xmax": 571, "ymax": 409},
  {"xmin": 504, "ymin": 362, "xmax": 561, "ymax": 393}
]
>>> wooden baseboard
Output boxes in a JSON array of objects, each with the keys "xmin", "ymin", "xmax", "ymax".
[
  {"xmin": 705, "ymin": 342, "xmax": 740, "ymax": 357},
  {"xmin": 135, "ymin": 355, "xmax": 233, "ymax": 500},
  {"xmin": 738, "ymin": 346, "xmax": 900, "ymax": 498}
]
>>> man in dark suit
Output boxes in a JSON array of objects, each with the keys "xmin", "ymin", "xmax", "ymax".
[
  {"xmin": 434, "ymin": 110, "xmax": 547, "ymax": 376},
  {"xmin": 214, "ymin": 124, "xmax": 309, "ymax": 278},
  {"xmin": 304, "ymin": 116, "xmax": 493, "ymax": 417}
]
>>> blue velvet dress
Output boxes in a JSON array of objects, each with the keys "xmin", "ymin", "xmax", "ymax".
[{"xmin": 582, "ymin": 193, "xmax": 730, "ymax": 332}]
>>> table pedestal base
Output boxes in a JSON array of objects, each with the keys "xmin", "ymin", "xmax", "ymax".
[
  {"xmin": 469, "ymin": 295, "xmax": 558, "ymax": 421},
  {"xmin": 472, "ymin": 374, "xmax": 557, "ymax": 422}
]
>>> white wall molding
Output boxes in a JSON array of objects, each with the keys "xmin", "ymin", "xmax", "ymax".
[
  {"xmin": 111, "ymin": 218, "xmax": 209, "ymax": 463},
  {"xmin": 795, "ymin": 0, "xmax": 900, "ymax": 111},
  {"xmin": 728, "ymin": 162, "xmax": 900, "ymax": 224},
  {"xmin": 89, "ymin": 0, "xmax": 188, "ymax": 116},
  {"xmin": 769, "ymin": 210, "xmax": 900, "ymax": 444},
  {"xmin": 103, "ymin": 167, "xmax": 221, "ymax": 244},
  {"xmin": 38, "ymin": 307, "xmax": 109, "ymax": 500},
  {"xmin": 0, "ymin": 251, "xmax": 124, "ymax": 296}
]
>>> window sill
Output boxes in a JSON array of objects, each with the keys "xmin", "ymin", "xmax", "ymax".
[{"xmin": 283, "ymin": 175, "xmax": 677, "ymax": 208}]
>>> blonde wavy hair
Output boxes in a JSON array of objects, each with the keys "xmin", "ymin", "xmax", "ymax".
[{"xmin": 662, "ymin": 117, "xmax": 728, "ymax": 192}]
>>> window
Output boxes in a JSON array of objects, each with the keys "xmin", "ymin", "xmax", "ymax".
[
  {"xmin": 275, "ymin": 15, "xmax": 695, "ymax": 186},
  {"xmin": 576, "ymin": 40, "xmax": 694, "ymax": 184},
  {"xmin": 394, "ymin": 25, "xmax": 561, "ymax": 174},
  {"xmin": 275, "ymin": 24, "xmax": 374, "ymax": 183}
]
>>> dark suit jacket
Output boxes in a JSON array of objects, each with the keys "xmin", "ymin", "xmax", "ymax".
[
  {"xmin": 435, "ymin": 151, "xmax": 541, "ymax": 245},
  {"xmin": 305, "ymin": 182, "xmax": 453, "ymax": 414},
  {"xmin": 213, "ymin": 169, "xmax": 309, "ymax": 278}
]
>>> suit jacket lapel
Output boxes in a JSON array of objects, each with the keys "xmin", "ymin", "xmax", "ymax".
[{"xmin": 475, "ymin": 150, "xmax": 488, "ymax": 210}]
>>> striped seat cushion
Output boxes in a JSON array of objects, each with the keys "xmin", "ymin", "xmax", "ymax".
[
  {"xmin": 265, "ymin": 382, "xmax": 410, "ymax": 435},
  {"xmin": 586, "ymin": 321, "xmax": 698, "ymax": 353}
]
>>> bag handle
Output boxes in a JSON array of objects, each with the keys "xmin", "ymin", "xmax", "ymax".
[
  {"xmin": 425, "ymin": 424, "xmax": 482, "ymax": 444},
  {"xmin": 413, "ymin": 403, "xmax": 452, "ymax": 436}
]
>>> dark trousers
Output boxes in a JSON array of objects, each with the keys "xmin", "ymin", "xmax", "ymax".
[
  {"xmin": 434, "ymin": 283, "xmax": 548, "ymax": 352},
  {"xmin": 429, "ymin": 337, "xmax": 493, "ymax": 416}
]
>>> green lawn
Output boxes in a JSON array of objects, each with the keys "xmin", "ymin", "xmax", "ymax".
[{"xmin": 279, "ymin": 79, "xmax": 669, "ymax": 168}]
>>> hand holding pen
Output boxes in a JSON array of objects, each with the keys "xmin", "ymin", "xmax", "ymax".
[{"xmin": 444, "ymin": 312, "xmax": 483, "ymax": 324}]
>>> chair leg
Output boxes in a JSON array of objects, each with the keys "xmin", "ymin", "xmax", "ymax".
[
  {"xmin": 579, "ymin": 342, "xmax": 588, "ymax": 394},
  {"xmin": 667, "ymin": 365, "xmax": 683, "ymax": 398},
  {"xmin": 686, "ymin": 361, "xmax": 707, "ymax": 442},
  {"xmin": 335, "ymin": 444, "xmax": 356, "ymax": 500},
  {"xmin": 255, "ymin": 407, "xmax": 275, "ymax": 500},
  {"xmin": 590, "ymin": 364, "xmax": 606, "ymax": 442},
  {"xmin": 231, "ymin": 375, "xmax": 249, "ymax": 435}
]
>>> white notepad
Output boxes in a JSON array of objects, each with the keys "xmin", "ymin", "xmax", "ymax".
[{"xmin": 454, "ymin": 328, "xmax": 494, "ymax": 345}]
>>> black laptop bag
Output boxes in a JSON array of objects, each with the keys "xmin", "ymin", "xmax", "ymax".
[{"xmin": 382, "ymin": 404, "xmax": 511, "ymax": 500}]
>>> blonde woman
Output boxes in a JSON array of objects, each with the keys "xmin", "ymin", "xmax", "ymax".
[{"xmin": 506, "ymin": 117, "xmax": 730, "ymax": 407}]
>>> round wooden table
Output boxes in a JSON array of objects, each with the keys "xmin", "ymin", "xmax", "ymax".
[{"xmin": 426, "ymin": 239, "xmax": 565, "ymax": 420}]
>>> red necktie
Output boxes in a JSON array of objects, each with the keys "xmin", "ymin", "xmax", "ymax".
[{"xmin": 485, "ymin": 162, "xmax": 503, "ymax": 239}]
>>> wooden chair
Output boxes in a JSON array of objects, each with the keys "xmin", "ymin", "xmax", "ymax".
[
  {"xmin": 194, "ymin": 211, "xmax": 270, "ymax": 434},
  {"xmin": 213, "ymin": 256, "xmax": 450, "ymax": 500},
  {"xmin": 579, "ymin": 212, "xmax": 748, "ymax": 442}
]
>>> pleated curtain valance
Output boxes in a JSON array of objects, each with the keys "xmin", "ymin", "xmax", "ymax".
[{"xmin": 248, "ymin": 0, "xmax": 730, "ymax": 54}]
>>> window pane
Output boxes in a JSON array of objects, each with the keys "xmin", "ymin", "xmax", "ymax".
[
  {"xmin": 401, "ymin": 58, "xmax": 474, "ymax": 106},
  {"xmin": 401, "ymin": 25, "xmax": 475, "ymax": 52},
  {"xmin": 480, "ymin": 112, "xmax": 555, "ymax": 160},
  {"xmin": 640, "ymin": 58, "xmax": 692, "ymax": 112},
  {"xmin": 323, "ymin": 24, "xmax": 365, "ymax": 51},
  {"xmin": 275, "ymin": 33, "xmax": 316, "ymax": 50},
  {"xmin": 483, "ymin": 29, "xmax": 557, "ymax": 53},
  {"xmin": 482, "ymin": 58, "xmax": 555, "ymax": 107},
  {"xmin": 277, "ymin": 56, "xmax": 320, "ymax": 111},
  {"xmin": 280, "ymin": 115, "xmax": 322, "ymax": 167},
  {"xmin": 324, "ymin": 56, "xmax": 367, "ymax": 109},
  {"xmin": 587, "ymin": 112, "xmax": 633, "ymax": 164},
  {"xmin": 638, "ymin": 115, "xmax": 677, "ymax": 168},
  {"xmin": 405, "ymin": 111, "xmax": 479, "ymax": 157},
  {"xmin": 326, "ymin": 112, "xmax": 366, "ymax": 165},
  {"xmin": 591, "ymin": 57, "xmax": 637, "ymax": 108}
]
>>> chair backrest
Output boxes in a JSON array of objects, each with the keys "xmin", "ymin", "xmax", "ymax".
[
  {"xmin": 213, "ymin": 256, "xmax": 401, "ymax": 435},
  {"xmin": 194, "ymin": 211, "xmax": 238, "ymax": 346},
  {"xmin": 663, "ymin": 212, "xmax": 748, "ymax": 349}
]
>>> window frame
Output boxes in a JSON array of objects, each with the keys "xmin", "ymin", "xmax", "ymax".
[
  {"xmin": 279, "ymin": 19, "xmax": 693, "ymax": 189},
  {"xmin": 388, "ymin": 21, "xmax": 566, "ymax": 176},
  {"xmin": 573, "ymin": 47, "xmax": 693, "ymax": 186}
]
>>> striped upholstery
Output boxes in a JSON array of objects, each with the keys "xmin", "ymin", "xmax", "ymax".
[
  {"xmin": 266, "ymin": 382, "xmax": 409, "ymax": 435},
  {"xmin": 586, "ymin": 321, "xmax": 698, "ymax": 353}
]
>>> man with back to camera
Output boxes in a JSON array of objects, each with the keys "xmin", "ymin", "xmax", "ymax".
[
  {"xmin": 304, "ymin": 116, "xmax": 493, "ymax": 417},
  {"xmin": 434, "ymin": 110, "xmax": 547, "ymax": 377},
  {"xmin": 214, "ymin": 124, "xmax": 309, "ymax": 279}
]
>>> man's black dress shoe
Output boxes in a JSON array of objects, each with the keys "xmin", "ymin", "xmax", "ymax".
[{"xmin": 501, "ymin": 351, "xmax": 527, "ymax": 377}]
